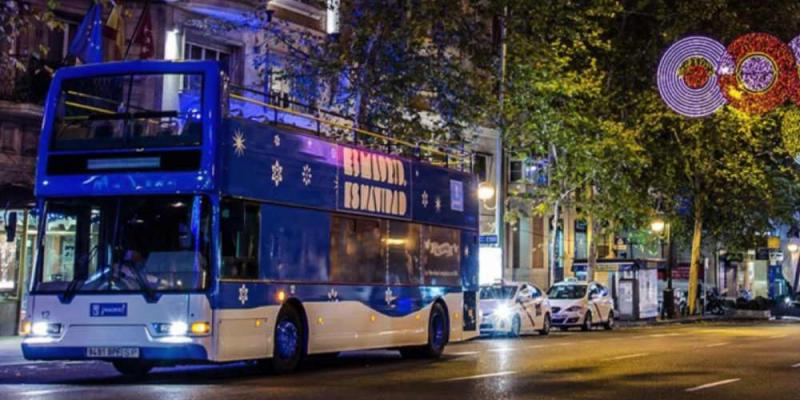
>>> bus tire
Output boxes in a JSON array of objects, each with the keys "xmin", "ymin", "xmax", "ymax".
[
  {"xmin": 112, "ymin": 360, "xmax": 153, "ymax": 378},
  {"xmin": 400, "ymin": 302, "xmax": 448, "ymax": 359},
  {"xmin": 271, "ymin": 304, "xmax": 306, "ymax": 374}
]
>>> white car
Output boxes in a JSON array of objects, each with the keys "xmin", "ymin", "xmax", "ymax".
[
  {"xmin": 479, "ymin": 282, "xmax": 552, "ymax": 337},
  {"xmin": 547, "ymin": 280, "xmax": 615, "ymax": 331}
]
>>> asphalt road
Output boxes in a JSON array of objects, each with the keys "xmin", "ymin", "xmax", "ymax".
[{"xmin": 1, "ymin": 321, "xmax": 799, "ymax": 400}]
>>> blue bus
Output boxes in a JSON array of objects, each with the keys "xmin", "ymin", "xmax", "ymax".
[{"xmin": 20, "ymin": 61, "xmax": 479, "ymax": 375}]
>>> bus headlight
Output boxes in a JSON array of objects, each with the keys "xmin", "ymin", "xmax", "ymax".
[
  {"xmin": 153, "ymin": 322, "xmax": 188, "ymax": 336},
  {"xmin": 31, "ymin": 322, "xmax": 62, "ymax": 336},
  {"xmin": 20, "ymin": 320, "xmax": 32, "ymax": 336}
]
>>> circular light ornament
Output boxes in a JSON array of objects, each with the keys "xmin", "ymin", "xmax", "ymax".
[
  {"xmin": 717, "ymin": 33, "xmax": 798, "ymax": 114},
  {"xmin": 787, "ymin": 35, "xmax": 800, "ymax": 106},
  {"xmin": 657, "ymin": 36, "xmax": 727, "ymax": 117}
]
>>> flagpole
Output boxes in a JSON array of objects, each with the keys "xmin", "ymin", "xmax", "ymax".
[{"xmin": 124, "ymin": 0, "xmax": 150, "ymax": 60}]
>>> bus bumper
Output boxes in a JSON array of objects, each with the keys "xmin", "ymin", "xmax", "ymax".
[{"xmin": 21, "ymin": 342, "xmax": 208, "ymax": 362}]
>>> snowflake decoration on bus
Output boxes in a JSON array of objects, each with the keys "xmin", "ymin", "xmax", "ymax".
[
  {"xmin": 327, "ymin": 288, "xmax": 339, "ymax": 302},
  {"xmin": 301, "ymin": 164, "xmax": 312, "ymax": 186},
  {"xmin": 421, "ymin": 191, "xmax": 429, "ymax": 208},
  {"xmin": 232, "ymin": 129, "xmax": 246, "ymax": 157},
  {"xmin": 271, "ymin": 160, "xmax": 283, "ymax": 186},
  {"xmin": 273, "ymin": 134, "xmax": 281, "ymax": 147},
  {"xmin": 434, "ymin": 196, "xmax": 442, "ymax": 213},
  {"xmin": 238, "ymin": 284, "xmax": 249, "ymax": 305},
  {"xmin": 384, "ymin": 287, "xmax": 397, "ymax": 306}
]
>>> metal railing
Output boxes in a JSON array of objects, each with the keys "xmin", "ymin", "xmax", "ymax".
[{"xmin": 227, "ymin": 84, "xmax": 473, "ymax": 171}]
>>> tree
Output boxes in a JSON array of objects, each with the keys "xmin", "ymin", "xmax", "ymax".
[
  {"xmin": 1, "ymin": 1, "xmax": 59, "ymax": 72},
  {"xmin": 253, "ymin": 0, "xmax": 494, "ymax": 158},
  {"xmin": 499, "ymin": 0, "xmax": 649, "ymax": 283},
  {"xmin": 604, "ymin": 0, "xmax": 800, "ymax": 313}
]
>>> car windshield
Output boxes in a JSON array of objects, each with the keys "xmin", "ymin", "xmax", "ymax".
[
  {"xmin": 548, "ymin": 285, "xmax": 587, "ymax": 299},
  {"xmin": 52, "ymin": 73, "xmax": 203, "ymax": 150},
  {"xmin": 480, "ymin": 286, "xmax": 517, "ymax": 300},
  {"xmin": 34, "ymin": 196, "xmax": 210, "ymax": 294}
]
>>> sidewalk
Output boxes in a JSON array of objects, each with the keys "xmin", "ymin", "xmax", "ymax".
[{"xmin": 0, "ymin": 336, "xmax": 25, "ymax": 366}]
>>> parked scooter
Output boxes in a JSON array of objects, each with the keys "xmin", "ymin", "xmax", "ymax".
[{"xmin": 704, "ymin": 288, "xmax": 726, "ymax": 315}]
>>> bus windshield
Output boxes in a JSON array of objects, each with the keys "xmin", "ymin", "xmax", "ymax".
[
  {"xmin": 52, "ymin": 73, "xmax": 203, "ymax": 150},
  {"xmin": 34, "ymin": 196, "xmax": 210, "ymax": 294}
]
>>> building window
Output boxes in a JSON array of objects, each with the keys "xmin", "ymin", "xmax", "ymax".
[
  {"xmin": 509, "ymin": 160, "xmax": 523, "ymax": 183},
  {"xmin": 184, "ymin": 41, "xmax": 233, "ymax": 89},
  {"xmin": 473, "ymin": 153, "xmax": 490, "ymax": 182},
  {"xmin": 221, "ymin": 199, "xmax": 260, "ymax": 279},
  {"xmin": 1, "ymin": 124, "xmax": 18, "ymax": 153}
]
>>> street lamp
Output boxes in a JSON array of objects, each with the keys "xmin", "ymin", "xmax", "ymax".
[
  {"xmin": 478, "ymin": 182, "xmax": 497, "ymax": 211},
  {"xmin": 651, "ymin": 217, "xmax": 674, "ymax": 319}
]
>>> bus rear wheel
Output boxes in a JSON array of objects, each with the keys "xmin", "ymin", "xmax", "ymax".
[
  {"xmin": 112, "ymin": 360, "xmax": 153, "ymax": 378},
  {"xmin": 400, "ymin": 302, "xmax": 448, "ymax": 359},
  {"xmin": 271, "ymin": 305, "xmax": 306, "ymax": 374}
]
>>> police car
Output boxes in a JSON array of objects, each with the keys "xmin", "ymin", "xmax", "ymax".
[
  {"xmin": 479, "ymin": 281, "xmax": 552, "ymax": 337},
  {"xmin": 547, "ymin": 279, "xmax": 615, "ymax": 331}
]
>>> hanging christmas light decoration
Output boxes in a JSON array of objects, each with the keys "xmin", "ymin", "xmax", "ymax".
[
  {"xmin": 657, "ymin": 36, "xmax": 728, "ymax": 117},
  {"xmin": 717, "ymin": 33, "xmax": 798, "ymax": 114}
]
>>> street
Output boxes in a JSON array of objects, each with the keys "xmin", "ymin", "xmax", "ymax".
[{"xmin": 1, "ymin": 321, "xmax": 798, "ymax": 400}]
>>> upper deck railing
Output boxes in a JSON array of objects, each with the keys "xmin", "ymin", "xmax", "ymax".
[{"xmin": 226, "ymin": 83, "xmax": 474, "ymax": 172}]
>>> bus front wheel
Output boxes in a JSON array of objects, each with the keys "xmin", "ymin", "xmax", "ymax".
[
  {"xmin": 400, "ymin": 302, "xmax": 448, "ymax": 359},
  {"xmin": 271, "ymin": 304, "xmax": 306, "ymax": 374}
]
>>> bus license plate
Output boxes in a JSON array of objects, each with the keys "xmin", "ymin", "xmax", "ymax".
[{"xmin": 86, "ymin": 347, "xmax": 140, "ymax": 358}]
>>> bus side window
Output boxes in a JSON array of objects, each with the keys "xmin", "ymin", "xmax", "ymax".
[{"xmin": 221, "ymin": 199, "xmax": 260, "ymax": 279}]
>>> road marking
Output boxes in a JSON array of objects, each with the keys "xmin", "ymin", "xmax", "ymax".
[
  {"xmin": 449, "ymin": 351, "xmax": 480, "ymax": 356},
  {"xmin": 769, "ymin": 334, "xmax": 788, "ymax": 339},
  {"xmin": 704, "ymin": 342, "xmax": 729, "ymax": 348},
  {"xmin": 527, "ymin": 344, "xmax": 548, "ymax": 349},
  {"xmin": 487, "ymin": 347, "xmax": 515, "ymax": 353},
  {"xmin": 607, "ymin": 353, "xmax": 650, "ymax": 361},
  {"xmin": 685, "ymin": 378, "xmax": 741, "ymax": 392},
  {"xmin": 22, "ymin": 388, "xmax": 84, "ymax": 396},
  {"xmin": 438, "ymin": 371, "xmax": 516, "ymax": 382},
  {"xmin": 791, "ymin": 362, "xmax": 800, "ymax": 368},
  {"xmin": 650, "ymin": 333, "xmax": 681, "ymax": 337}
]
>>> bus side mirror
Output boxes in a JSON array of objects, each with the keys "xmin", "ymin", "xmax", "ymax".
[{"xmin": 5, "ymin": 211, "xmax": 17, "ymax": 243}]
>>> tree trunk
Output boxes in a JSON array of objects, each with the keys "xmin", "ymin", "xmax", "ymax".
[
  {"xmin": 548, "ymin": 199, "xmax": 560, "ymax": 287},
  {"xmin": 688, "ymin": 200, "xmax": 704, "ymax": 315},
  {"xmin": 586, "ymin": 185, "xmax": 596, "ymax": 282}
]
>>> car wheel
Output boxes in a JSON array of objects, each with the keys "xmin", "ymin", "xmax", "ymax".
[
  {"xmin": 112, "ymin": 360, "xmax": 153, "ymax": 378},
  {"xmin": 539, "ymin": 314, "xmax": 551, "ymax": 336},
  {"xmin": 508, "ymin": 315, "xmax": 521, "ymax": 338},
  {"xmin": 401, "ymin": 302, "xmax": 449, "ymax": 358},
  {"xmin": 581, "ymin": 311, "xmax": 592, "ymax": 331},
  {"xmin": 271, "ymin": 304, "xmax": 306, "ymax": 374},
  {"xmin": 603, "ymin": 311, "xmax": 614, "ymax": 330}
]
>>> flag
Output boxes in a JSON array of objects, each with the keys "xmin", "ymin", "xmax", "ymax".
[
  {"xmin": 131, "ymin": 4, "xmax": 154, "ymax": 59},
  {"xmin": 67, "ymin": 3, "xmax": 104, "ymax": 64},
  {"xmin": 104, "ymin": 2, "xmax": 126, "ymax": 60}
]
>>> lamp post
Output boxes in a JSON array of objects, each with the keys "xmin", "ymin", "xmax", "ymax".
[
  {"xmin": 652, "ymin": 217, "xmax": 675, "ymax": 319},
  {"xmin": 789, "ymin": 239, "xmax": 800, "ymax": 296}
]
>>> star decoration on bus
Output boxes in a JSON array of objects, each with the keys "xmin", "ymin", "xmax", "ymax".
[
  {"xmin": 273, "ymin": 134, "xmax": 281, "ymax": 147},
  {"xmin": 327, "ymin": 288, "xmax": 339, "ymax": 302},
  {"xmin": 421, "ymin": 191, "xmax": 429, "ymax": 208},
  {"xmin": 238, "ymin": 284, "xmax": 249, "ymax": 305},
  {"xmin": 271, "ymin": 160, "xmax": 283, "ymax": 186},
  {"xmin": 384, "ymin": 287, "xmax": 397, "ymax": 306},
  {"xmin": 232, "ymin": 129, "xmax": 246, "ymax": 157},
  {"xmin": 435, "ymin": 196, "xmax": 442, "ymax": 213},
  {"xmin": 302, "ymin": 164, "xmax": 312, "ymax": 186}
]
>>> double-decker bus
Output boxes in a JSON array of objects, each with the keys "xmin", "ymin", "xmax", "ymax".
[{"xmin": 20, "ymin": 61, "xmax": 479, "ymax": 376}]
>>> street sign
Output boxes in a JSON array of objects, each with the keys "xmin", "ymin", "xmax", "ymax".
[{"xmin": 479, "ymin": 235, "xmax": 498, "ymax": 245}]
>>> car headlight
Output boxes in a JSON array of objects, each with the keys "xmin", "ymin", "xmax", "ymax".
[
  {"xmin": 565, "ymin": 306, "xmax": 583, "ymax": 313},
  {"xmin": 494, "ymin": 305, "xmax": 513, "ymax": 320}
]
